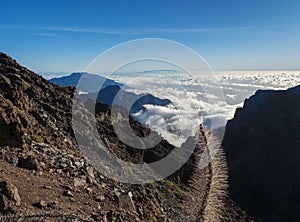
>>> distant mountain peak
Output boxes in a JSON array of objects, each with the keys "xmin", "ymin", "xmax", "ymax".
[
  {"xmin": 50, "ymin": 72, "xmax": 171, "ymax": 114},
  {"xmin": 49, "ymin": 72, "xmax": 123, "ymax": 92}
]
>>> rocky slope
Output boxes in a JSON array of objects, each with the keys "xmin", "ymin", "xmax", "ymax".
[
  {"xmin": 223, "ymin": 86, "xmax": 300, "ymax": 222},
  {"xmin": 0, "ymin": 52, "xmax": 247, "ymax": 221},
  {"xmin": 0, "ymin": 53, "xmax": 76, "ymax": 151}
]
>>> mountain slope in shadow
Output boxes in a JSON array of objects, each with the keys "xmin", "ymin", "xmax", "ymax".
[
  {"xmin": 82, "ymin": 85, "xmax": 171, "ymax": 114},
  {"xmin": 50, "ymin": 72, "xmax": 172, "ymax": 114},
  {"xmin": 222, "ymin": 85, "xmax": 300, "ymax": 222}
]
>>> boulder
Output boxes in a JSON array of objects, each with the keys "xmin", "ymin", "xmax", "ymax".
[{"xmin": 0, "ymin": 180, "xmax": 21, "ymax": 213}]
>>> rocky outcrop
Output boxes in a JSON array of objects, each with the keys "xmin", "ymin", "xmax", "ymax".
[
  {"xmin": 223, "ymin": 85, "xmax": 300, "ymax": 221},
  {"xmin": 0, "ymin": 52, "xmax": 76, "ymax": 150}
]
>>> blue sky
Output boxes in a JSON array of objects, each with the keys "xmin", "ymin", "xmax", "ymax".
[{"xmin": 1, "ymin": 0, "xmax": 300, "ymax": 73}]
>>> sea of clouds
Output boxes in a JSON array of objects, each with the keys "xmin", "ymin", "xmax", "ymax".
[
  {"xmin": 110, "ymin": 70, "xmax": 300, "ymax": 146},
  {"xmin": 42, "ymin": 70, "xmax": 300, "ymax": 146}
]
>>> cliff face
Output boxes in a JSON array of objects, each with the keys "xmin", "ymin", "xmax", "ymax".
[{"xmin": 223, "ymin": 86, "xmax": 300, "ymax": 222}]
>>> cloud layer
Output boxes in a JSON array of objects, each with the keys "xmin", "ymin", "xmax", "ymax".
[{"xmin": 113, "ymin": 70, "xmax": 300, "ymax": 146}]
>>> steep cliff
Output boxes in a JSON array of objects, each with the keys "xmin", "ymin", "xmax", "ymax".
[{"xmin": 223, "ymin": 85, "xmax": 300, "ymax": 222}]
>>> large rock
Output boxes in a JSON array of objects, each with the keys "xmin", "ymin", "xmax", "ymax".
[
  {"xmin": 0, "ymin": 181, "xmax": 21, "ymax": 212},
  {"xmin": 0, "ymin": 194, "xmax": 11, "ymax": 212},
  {"xmin": 222, "ymin": 85, "xmax": 300, "ymax": 222}
]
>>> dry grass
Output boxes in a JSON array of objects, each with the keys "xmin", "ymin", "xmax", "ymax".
[{"xmin": 202, "ymin": 132, "xmax": 229, "ymax": 222}]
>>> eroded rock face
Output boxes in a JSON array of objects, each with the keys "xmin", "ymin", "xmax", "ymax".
[{"xmin": 223, "ymin": 85, "xmax": 300, "ymax": 222}]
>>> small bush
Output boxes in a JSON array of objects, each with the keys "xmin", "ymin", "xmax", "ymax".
[{"xmin": 31, "ymin": 134, "xmax": 42, "ymax": 143}]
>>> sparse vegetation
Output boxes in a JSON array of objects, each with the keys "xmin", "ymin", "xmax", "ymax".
[
  {"xmin": 20, "ymin": 97, "xmax": 26, "ymax": 105},
  {"xmin": 149, "ymin": 181, "xmax": 157, "ymax": 187},
  {"xmin": 156, "ymin": 190, "xmax": 163, "ymax": 199},
  {"xmin": 201, "ymin": 133, "xmax": 229, "ymax": 222},
  {"xmin": 176, "ymin": 203, "xmax": 184, "ymax": 210},
  {"xmin": 162, "ymin": 179, "xmax": 187, "ymax": 198},
  {"xmin": 176, "ymin": 187, "xmax": 187, "ymax": 198},
  {"xmin": 31, "ymin": 134, "xmax": 42, "ymax": 143}
]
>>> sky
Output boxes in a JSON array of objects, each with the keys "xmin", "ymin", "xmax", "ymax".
[{"xmin": 1, "ymin": 0, "xmax": 300, "ymax": 73}]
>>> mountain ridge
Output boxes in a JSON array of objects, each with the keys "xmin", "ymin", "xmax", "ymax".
[
  {"xmin": 50, "ymin": 72, "xmax": 172, "ymax": 115},
  {"xmin": 49, "ymin": 72, "xmax": 123, "ymax": 93}
]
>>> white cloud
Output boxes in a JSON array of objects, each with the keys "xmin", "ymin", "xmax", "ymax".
[
  {"xmin": 116, "ymin": 70, "xmax": 300, "ymax": 146},
  {"xmin": 35, "ymin": 32, "xmax": 58, "ymax": 37},
  {"xmin": 0, "ymin": 26, "xmax": 257, "ymax": 35}
]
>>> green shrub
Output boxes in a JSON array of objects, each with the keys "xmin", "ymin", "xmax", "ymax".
[{"xmin": 31, "ymin": 134, "xmax": 42, "ymax": 143}]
